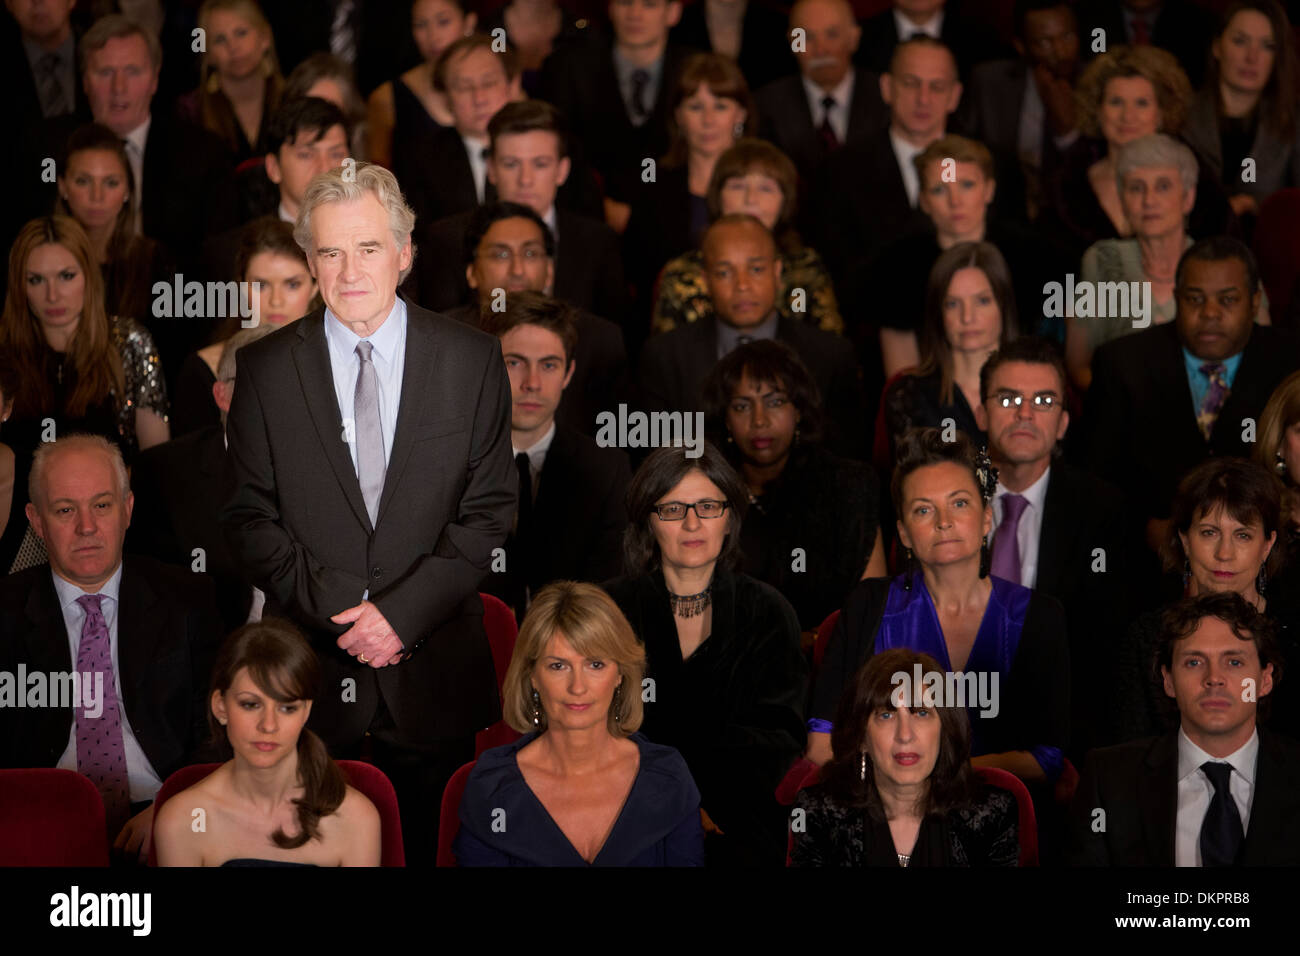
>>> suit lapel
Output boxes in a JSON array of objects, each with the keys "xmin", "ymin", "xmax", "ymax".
[
  {"xmin": 291, "ymin": 313, "xmax": 373, "ymax": 531},
  {"xmin": 1212, "ymin": 330, "xmax": 1268, "ymax": 448},
  {"xmin": 116, "ymin": 558, "xmax": 168, "ymax": 700},
  {"xmin": 1035, "ymin": 464, "xmax": 1069, "ymax": 594},
  {"xmin": 23, "ymin": 571, "xmax": 71, "ymax": 675},
  {"xmin": 1139, "ymin": 732, "xmax": 1178, "ymax": 864},
  {"xmin": 1153, "ymin": 326, "xmax": 1207, "ymax": 451},
  {"xmin": 1242, "ymin": 731, "xmax": 1290, "ymax": 864},
  {"xmin": 375, "ymin": 300, "xmax": 434, "ymax": 526}
]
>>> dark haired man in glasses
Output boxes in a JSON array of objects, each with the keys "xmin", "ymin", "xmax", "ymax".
[{"xmin": 975, "ymin": 337, "xmax": 1131, "ymax": 767}]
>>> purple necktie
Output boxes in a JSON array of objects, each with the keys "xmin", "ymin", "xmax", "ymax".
[
  {"xmin": 1197, "ymin": 363, "xmax": 1230, "ymax": 441},
  {"xmin": 75, "ymin": 593, "xmax": 130, "ymax": 838},
  {"xmin": 991, "ymin": 494, "xmax": 1028, "ymax": 584}
]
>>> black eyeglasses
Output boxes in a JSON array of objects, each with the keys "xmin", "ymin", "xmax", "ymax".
[
  {"xmin": 992, "ymin": 391, "xmax": 1059, "ymax": 411},
  {"xmin": 652, "ymin": 499, "xmax": 729, "ymax": 521}
]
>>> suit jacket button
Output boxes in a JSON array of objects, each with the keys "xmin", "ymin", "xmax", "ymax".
[{"xmin": 372, "ymin": 567, "xmax": 382, "ymax": 578}]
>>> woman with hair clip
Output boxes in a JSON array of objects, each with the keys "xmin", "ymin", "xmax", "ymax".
[
  {"xmin": 808, "ymin": 427, "xmax": 1070, "ymax": 792},
  {"xmin": 0, "ymin": 215, "xmax": 168, "ymax": 463},
  {"xmin": 880, "ymin": 242, "xmax": 1019, "ymax": 473},
  {"xmin": 1111, "ymin": 456, "xmax": 1299, "ymax": 742},
  {"xmin": 55, "ymin": 124, "xmax": 174, "ymax": 326},
  {"xmin": 1182, "ymin": 0, "xmax": 1300, "ymax": 224},
  {"xmin": 180, "ymin": 0, "xmax": 284, "ymax": 163},
  {"xmin": 454, "ymin": 581, "xmax": 705, "ymax": 866},
  {"xmin": 168, "ymin": 217, "xmax": 318, "ymax": 438},
  {"xmin": 154, "ymin": 618, "xmax": 381, "ymax": 865},
  {"xmin": 792, "ymin": 647, "xmax": 1020, "ymax": 867}
]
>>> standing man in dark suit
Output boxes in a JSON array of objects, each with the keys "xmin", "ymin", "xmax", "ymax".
[
  {"xmin": 670, "ymin": 0, "xmax": 797, "ymax": 91},
  {"xmin": 1085, "ymin": 238, "xmax": 1300, "ymax": 554},
  {"xmin": 639, "ymin": 214, "xmax": 863, "ymax": 457},
  {"xmin": 855, "ymin": 0, "xmax": 1010, "ymax": 81},
  {"xmin": 539, "ymin": 0, "xmax": 695, "ymax": 204},
  {"xmin": 975, "ymin": 338, "xmax": 1131, "ymax": 759},
  {"xmin": 0, "ymin": 435, "xmax": 221, "ymax": 863},
  {"xmin": 1076, "ymin": 0, "xmax": 1215, "ymax": 87},
  {"xmin": 2, "ymin": 0, "xmax": 87, "ymax": 127},
  {"xmin": 811, "ymin": 36, "xmax": 961, "ymax": 284},
  {"xmin": 754, "ymin": 0, "xmax": 884, "ymax": 206},
  {"xmin": 455, "ymin": 202, "xmax": 629, "ymax": 438},
  {"xmin": 261, "ymin": 0, "xmax": 418, "ymax": 97},
  {"xmin": 221, "ymin": 163, "xmax": 515, "ymax": 864},
  {"xmin": 479, "ymin": 291, "xmax": 631, "ymax": 618},
  {"xmin": 964, "ymin": 0, "xmax": 1082, "ymax": 222},
  {"xmin": 1069, "ymin": 592, "xmax": 1300, "ymax": 865},
  {"xmin": 408, "ymin": 100, "xmax": 626, "ymax": 320},
  {"xmin": 128, "ymin": 326, "xmax": 276, "ymax": 636}
]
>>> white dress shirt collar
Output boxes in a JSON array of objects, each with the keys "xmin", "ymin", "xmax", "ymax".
[
  {"xmin": 894, "ymin": 8, "xmax": 944, "ymax": 39},
  {"xmin": 463, "ymin": 133, "xmax": 490, "ymax": 204},
  {"xmin": 888, "ymin": 127, "xmax": 926, "ymax": 208},
  {"xmin": 514, "ymin": 420, "xmax": 557, "ymax": 475},
  {"xmin": 1174, "ymin": 726, "xmax": 1258, "ymax": 866},
  {"xmin": 324, "ymin": 295, "xmax": 406, "ymax": 360},
  {"xmin": 1177, "ymin": 726, "xmax": 1258, "ymax": 788},
  {"xmin": 801, "ymin": 67, "xmax": 855, "ymax": 143},
  {"xmin": 51, "ymin": 561, "xmax": 124, "ymax": 606}
]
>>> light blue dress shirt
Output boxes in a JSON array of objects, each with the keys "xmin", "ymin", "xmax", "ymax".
[
  {"xmin": 53, "ymin": 563, "xmax": 163, "ymax": 803},
  {"xmin": 1182, "ymin": 348, "xmax": 1243, "ymax": 419},
  {"xmin": 323, "ymin": 296, "xmax": 408, "ymax": 477}
]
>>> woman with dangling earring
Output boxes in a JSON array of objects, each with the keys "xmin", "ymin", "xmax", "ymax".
[
  {"xmin": 604, "ymin": 443, "xmax": 807, "ymax": 868},
  {"xmin": 792, "ymin": 647, "xmax": 1020, "ymax": 867},
  {"xmin": 808, "ymin": 427, "xmax": 1070, "ymax": 802},
  {"xmin": 454, "ymin": 581, "xmax": 704, "ymax": 866},
  {"xmin": 1112, "ymin": 456, "xmax": 1300, "ymax": 743},
  {"xmin": 180, "ymin": 0, "xmax": 284, "ymax": 163}
]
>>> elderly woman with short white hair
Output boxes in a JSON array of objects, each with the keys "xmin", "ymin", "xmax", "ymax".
[{"xmin": 1067, "ymin": 133, "xmax": 1270, "ymax": 389}]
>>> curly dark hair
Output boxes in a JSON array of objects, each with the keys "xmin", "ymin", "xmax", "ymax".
[
  {"xmin": 821, "ymin": 648, "xmax": 976, "ymax": 819},
  {"xmin": 1164, "ymin": 457, "xmax": 1283, "ymax": 575},
  {"xmin": 701, "ymin": 339, "xmax": 825, "ymax": 445}
]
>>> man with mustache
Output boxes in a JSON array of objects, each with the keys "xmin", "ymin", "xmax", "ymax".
[
  {"xmin": 1069, "ymin": 591, "xmax": 1300, "ymax": 865},
  {"xmin": 975, "ymin": 337, "xmax": 1129, "ymax": 761}
]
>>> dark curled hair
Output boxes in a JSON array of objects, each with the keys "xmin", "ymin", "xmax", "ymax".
[
  {"xmin": 462, "ymin": 200, "xmax": 555, "ymax": 266},
  {"xmin": 701, "ymin": 339, "xmax": 824, "ymax": 443},
  {"xmin": 890, "ymin": 427, "xmax": 993, "ymax": 517},
  {"xmin": 822, "ymin": 648, "xmax": 974, "ymax": 818},
  {"xmin": 208, "ymin": 618, "xmax": 346, "ymax": 850},
  {"xmin": 1153, "ymin": 591, "xmax": 1283, "ymax": 719},
  {"xmin": 1175, "ymin": 235, "xmax": 1260, "ymax": 294},
  {"xmin": 480, "ymin": 289, "xmax": 578, "ymax": 364},
  {"xmin": 623, "ymin": 442, "xmax": 749, "ymax": 575},
  {"xmin": 1164, "ymin": 457, "xmax": 1283, "ymax": 574}
]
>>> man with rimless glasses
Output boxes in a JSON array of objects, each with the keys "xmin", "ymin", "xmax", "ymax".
[{"xmin": 975, "ymin": 337, "xmax": 1130, "ymax": 764}]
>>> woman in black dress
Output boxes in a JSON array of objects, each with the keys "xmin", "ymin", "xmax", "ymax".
[
  {"xmin": 604, "ymin": 443, "xmax": 807, "ymax": 867},
  {"xmin": 454, "ymin": 582, "xmax": 705, "ymax": 866},
  {"xmin": 703, "ymin": 339, "xmax": 884, "ymax": 631},
  {"xmin": 879, "ymin": 242, "xmax": 1018, "ymax": 473},
  {"xmin": 792, "ymin": 647, "xmax": 1019, "ymax": 867},
  {"xmin": 0, "ymin": 359, "xmax": 43, "ymax": 575}
]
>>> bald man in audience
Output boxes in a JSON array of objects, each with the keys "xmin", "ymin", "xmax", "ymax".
[
  {"xmin": 638, "ymin": 214, "xmax": 863, "ymax": 456},
  {"xmin": 0, "ymin": 434, "xmax": 220, "ymax": 863}
]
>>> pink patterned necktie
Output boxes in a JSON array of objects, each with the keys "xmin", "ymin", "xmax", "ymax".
[
  {"xmin": 75, "ymin": 593, "xmax": 131, "ymax": 838},
  {"xmin": 1197, "ymin": 363, "xmax": 1230, "ymax": 441}
]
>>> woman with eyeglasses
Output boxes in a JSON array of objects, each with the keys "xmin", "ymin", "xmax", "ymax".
[{"xmin": 603, "ymin": 442, "xmax": 807, "ymax": 867}]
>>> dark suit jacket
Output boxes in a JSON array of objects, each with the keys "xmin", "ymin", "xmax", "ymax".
[
  {"xmin": 141, "ymin": 113, "xmax": 235, "ymax": 264},
  {"xmin": 444, "ymin": 301, "xmax": 629, "ymax": 438},
  {"xmin": 260, "ymin": 0, "xmax": 419, "ymax": 96},
  {"xmin": 855, "ymin": 8, "xmax": 1010, "ymax": 80},
  {"xmin": 398, "ymin": 125, "xmax": 491, "ymax": 230},
  {"xmin": 1076, "ymin": 0, "xmax": 1215, "ymax": 88},
  {"xmin": 754, "ymin": 69, "xmax": 885, "ymax": 199},
  {"xmin": 0, "ymin": 557, "xmax": 222, "ymax": 784},
  {"xmin": 220, "ymin": 297, "xmax": 514, "ymax": 748},
  {"xmin": 480, "ymin": 422, "xmax": 630, "ymax": 611},
  {"xmin": 1068, "ymin": 729, "xmax": 1300, "ymax": 865},
  {"xmin": 540, "ymin": 39, "xmax": 696, "ymax": 201},
  {"xmin": 671, "ymin": 0, "xmax": 798, "ymax": 91},
  {"xmin": 407, "ymin": 207, "xmax": 627, "ymax": 321},
  {"xmin": 0, "ymin": 18, "xmax": 89, "ymax": 131},
  {"xmin": 637, "ymin": 314, "xmax": 865, "ymax": 458},
  {"xmin": 1084, "ymin": 322, "xmax": 1300, "ymax": 522},
  {"xmin": 964, "ymin": 59, "xmax": 1075, "ymax": 199},
  {"xmin": 126, "ymin": 424, "xmax": 253, "ymax": 636},
  {"xmin": 1182, "ymin": 86, "xmax": 1300, "ymax": 202}
]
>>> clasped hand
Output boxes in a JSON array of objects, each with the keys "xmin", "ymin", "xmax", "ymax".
[{"xmin": 332, "ymin": 600, "xmax": 405, "ymax": 667}]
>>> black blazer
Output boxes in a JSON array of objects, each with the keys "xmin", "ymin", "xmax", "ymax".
[
  {"xmin": 964, "ymin": 59, "xmax": 1073, "ymax": 191},
  {"xmin": 1076, "ymin": 0, "xmax": 1215, "ymax": 88},
  {"xmin": 0, "ymin": 556, "xmax": 222, "ymax": 782},
  {"xmin": 754, "ymin": 69, "xmax": 885, "ymax": 188},
  {"xmin": 260, "ymin": 0, "xmax": 419, "ymax": 96},
  {"xmin": 539, "ymin": 39, "xmax": 696, "ymax": 201},
  {"xmin": 407, "ymin": 207, "xmax": 628, "ymax": 321},
  {"xmin": 480, "ymin": 422, "xmax": 630, "ymax": 610},
  {"xmin": 603, "ymin": 567, "xmax": 808, "ymax": 866},
  {"xmin": 0, "ymin": 20, "xmax": 89, "ymax": 130},
  {"xmin": 443, "ymin": 301, "xmax": 629, "ymax": 439},
  {"xmin": 398, "ymin": 125, "xmax": 491, "ymax": 230},
  {"xmin": 854, "ymin": 7, "xmax": 1010, "ymax": 80},
  {"xmin": 126, "ymin": 424, "xmax": 253, "ymax": 636},
  {"xmin": 220, "ymin": 298, "xmax": 514, "ymax": 748},
  {"xmin": 1084, "ymin": 322, "xmax": 1300, "ymax": 521},
  {"xmin": 637, "ymin": 314, "xmax": 865, "ymax": 459},
  {"xmin": 141, "ymin": 113, "xmax": 235, "ymax": 264},
  {"xmin": 670, "ymin": 0, "xmax": 798, "ymax": 91},
  {"xmin": 1068, "ymin": 728, "xmax": 1300, "ymax": 865}
]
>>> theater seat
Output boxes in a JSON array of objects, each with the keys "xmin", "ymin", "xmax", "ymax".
[
  {"xmin": 0, "ymin": 769, "xmax": 110, "ymax": 866},
  {"xmin": 784, "ymin": 764, "xmax": 1039, "ymax": 866},
  {"xmin": 436, "ymin": 760, "xmax": 477, "ymax": 867},
  {"xmin": 148, "ymin": 759, "xmax": 405, "ymax": 866},
  {"xmin": 476, "ymin": 593, "xmax": 524, "ymax": 757}
]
